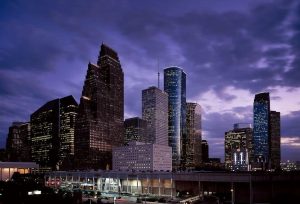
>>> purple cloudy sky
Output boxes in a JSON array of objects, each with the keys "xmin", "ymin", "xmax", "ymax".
[{"xmin": 1, "ymin": 0, "xmax": 300, "ymax": 161}]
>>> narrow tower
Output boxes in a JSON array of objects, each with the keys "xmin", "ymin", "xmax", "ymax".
[
  {"xmin": 253, "ymin": 92, "xmax": 270, "ymax": 169},
  {"xmin": 142, "ymin": 86, "xmax": 168, "ymax": 145},
  {"xmin": 186, "ymin": 102, "xmax": 202, "ymax": 167},
  {"xmin": 164, "ymin": 66, "xmax": 187, "ymax": 169},
  {"xmin": 75, "ymin": 44, "xmax": 124, "ymax": 170}
]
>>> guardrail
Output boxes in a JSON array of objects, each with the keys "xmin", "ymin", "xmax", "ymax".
[{"xmin": 179, "ymin": 195, "xmax": 200, "ymax": 204}]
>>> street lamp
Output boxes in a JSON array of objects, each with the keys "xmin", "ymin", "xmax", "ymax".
[{"xmin": 231, "ymin": 188, "xmax": 234, "ymax": 204}]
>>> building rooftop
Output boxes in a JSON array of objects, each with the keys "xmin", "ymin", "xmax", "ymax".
[{"xmin": 0, "ymin": 162, "xmax": 39, "ymax": 168}]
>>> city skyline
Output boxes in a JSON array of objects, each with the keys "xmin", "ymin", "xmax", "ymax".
[{"xmin": 1, "ymin": 0, "xmax": 300, "ymax": 161}]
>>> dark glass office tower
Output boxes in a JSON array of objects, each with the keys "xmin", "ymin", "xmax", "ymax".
[
  {"xmin": 75, "ymin": 44, "xmax": 124, "ymax": 170},
  {"xmin": 124, "ymin": 117, "xmax": 148, "ymax": 144},
  {"xmin": 253, "ymin": 92, "xmax": 270, "ymax": 168},
  {"xmin": 31, "ymin": 95, "xmax": 78, "ymax": 171},
  {"xmin": 186, "ymin": 102, "xmax": 202, "ymax": 167},
  {"xmin": 6, "ymin": 122, "xmax": 31, "ymax": 162},
  {"xmin": 201, "ymin": 140, "xmax": 209, "ymax": 163},
  {"xmin": 270, "ymin": 111, "xmax": 281, "ymax": 170},
  {"xmin": 164, "ymin": 67, "xmax": 186, "ymax": 169}
]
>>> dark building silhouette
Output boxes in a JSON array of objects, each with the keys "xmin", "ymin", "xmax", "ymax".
[
  {"xmin": 75, "ymin": 44, "xmax": 124, "ymax": 170},
  {"xmin": 225, "ymin": 124, "xmax": 253, "ymax": 171},
  {"xmin": 31, "ymin": 95, "xmax": 78, "ymax": 171},
  {"xmin": 6, "ymin": 122, "xmax": 31, "ymax": 162},
  {"xmin": 201, "ymin": 140, "xmax": 209, "ymax": 163},
  {"xmin": 164, "ymin": 67, "xmax": 186, "ymax": 169},
  {"xmin": 186, "ymin": 102, "xmax": 202, "ymax": 167},
  {"xmin": 253, "ymin": 92, "xmax": 270, "ymax": 169},
  {"xmin": 0, "ymin": 149, "xmax": 7, "ymax": 161},
  {"xmin": 270, "ymin": 111, "xmax": 281, "ymax": 170},
  {"xmin": 142, "ymin": 86, "xmax": 168, "ymax": 145},
  {"xmin": 124, "ymin": 117, "xmax": 147, "ymax": 144}
]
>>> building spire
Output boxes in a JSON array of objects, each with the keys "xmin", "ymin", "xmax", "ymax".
[{"xmin": 157, "ymin": 58, "xmax": 160, "ymax": 89}]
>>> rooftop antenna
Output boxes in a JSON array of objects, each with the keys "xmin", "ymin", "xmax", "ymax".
[{"xmin": 157, "ymin": 58, "xmax": 160, "ymax": 89}]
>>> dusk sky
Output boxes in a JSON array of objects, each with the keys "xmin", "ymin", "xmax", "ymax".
[{"xmin": 1, "ymin": 0, "xmax": 300, "ymax": 161}]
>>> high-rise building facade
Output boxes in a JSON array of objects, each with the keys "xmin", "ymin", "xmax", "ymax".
[
  {"xmin": 6, "ymin": 122, "xmax": 31, "ymax": 162},
  {"xmin": 253, "ymin": 92, "xmax": 270, "ymax": 167},
  {"xmin": 31, "ymin": 95, "xmax": 78, "ymax": 170},
  {"xmin": 201, "ymin": 140, "xmax": 209, "ymax": 163},
  {"xmin": 124, "ymin": 117, "xmax": 148, "ymax": 144},
  {"xmin": 270, "ymin": 111, "xmax": 281, "ymax": 170},
  {"xmin": 113, "ymin": 141, "xmax": 172, "ymax": 171},
  {"xmin": 142, "ymin": 86, "xmax": 168, "ymax": 145},
  {"xmin": 225, "ymin": 124, "xmax": 253, "ymax": 171},
  {"xmin": 164, "ymin": 67, "xmax": 186, "ymax": 169},
  {"xmin": 186, "ymin": 102, "xmax": 202, "ymax": 167},
  {"xmin": 75, "ymin": 44, "xmax": 124, "ymax": 170}
]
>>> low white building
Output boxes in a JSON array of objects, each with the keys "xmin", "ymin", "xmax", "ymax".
[
  {"xmin": 113, "ymin": 141, "xmax": 172, "ymax": 171},
  {"xmin": 0, "ymin": 162, "xmax": 39, "ymax": 181}
]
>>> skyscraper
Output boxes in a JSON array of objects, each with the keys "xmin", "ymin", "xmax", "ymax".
[
  {"xmin": 75, "ymin": 44, "xmax": 124, "ymax": 170},
  {"xmin": 186, "ymin": 102, "xmax": 202, "ymax": 167},
  {"xmin": 142, "ymin": 86, "xmax": 168, "ymax": 145},
  {"xmin": 164, "ymin": 67, "xmax": 186, "ymax": 169},
  {"xmin": 253, "ymin": 92, "xmax": 270, "ymax": 168},
  {"xmin": 225, "ymin": 124, "xmax": 253, "ymax": 171},
  {"xmin": 124, "ymin": 117, "xmax": 148, "ymax": 144},
  {"xmin": 201, "ymin": 140, "xmax": 209, "ymax": 163},
  {"xmin": 270, "ymin": 111, "xmax": 281, "ymax": 170},
  {"xmin": 6, "ymin": 122, "xmax": 31, "ymax": 162},
  {"xmin": 31, "ymin": 95, "xmax": 78, "ymax": 170}
]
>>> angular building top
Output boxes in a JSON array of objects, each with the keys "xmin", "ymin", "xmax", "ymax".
[
  {"xmin": 254, "ymin": 92, "xmax": 270, "ymax": 102},
  {"xmin": 75, "ymin": 44, "xmax": 124, "ymax": 170},
  {"xmin": 32, "ymin": 95, "xmax": 77, "ymax": 117},
  {"xmin": 98, "ymin": 43, "xmax": 120, "ymax": 63}
]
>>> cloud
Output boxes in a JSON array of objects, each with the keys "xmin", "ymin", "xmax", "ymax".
[
  {"xmin": 281, "ymin": 137, "xmax": 300, "ymax": 146},
  {"xmin": 281, "ymin": 136, "xmax": 300, "ymax": 161},
  {"xmin": 0, "ymin": 23, "xmax": 64, "ymax": 72}
]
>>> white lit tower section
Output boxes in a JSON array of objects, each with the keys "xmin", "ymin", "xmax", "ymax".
[{"xmin": 142, "ymin": 86, "xmax": 168, "ymax": 145}]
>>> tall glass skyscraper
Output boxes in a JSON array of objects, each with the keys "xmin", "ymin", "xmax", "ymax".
[
  {"xmin": 164, "ymin": 67, "xmax": 186, "ymax": 168},
  {"xmin": 253, "ymin": 92, "xmax": 270, "ymax": 166}
]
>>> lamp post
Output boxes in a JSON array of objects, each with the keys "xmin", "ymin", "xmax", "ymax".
[{"xmin": 231, "ymin": 182, "xmax": 234, "ymax": 204}]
